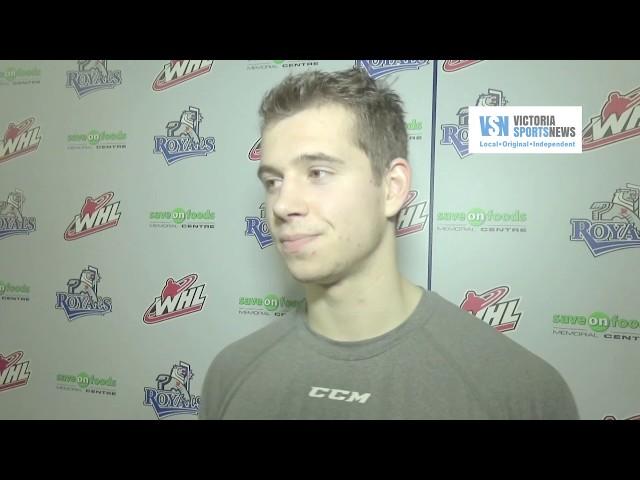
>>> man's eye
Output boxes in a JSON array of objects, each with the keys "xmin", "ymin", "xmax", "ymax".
[
  {"xmin": 263, "ymin": 178, "xmax": 281, "ymax": 189},
  {"xmin": 309, "ymin": 169, "xmax": 329, "ymax": 179}
]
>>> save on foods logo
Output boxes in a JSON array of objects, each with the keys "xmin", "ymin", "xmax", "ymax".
[
  {"xmin": 247, "ymin": 60, "xmax": 319, "ymax": 70},
  {"xmin": 56, "ymin": 371, "xmax": 116, "ymax": 396},
  {"xmin": 238, "ymin": 293, "xmax": 305, "ymax": 317},
  {"xmin": 583, "ymin": 85, "xmax": 640, "ymax": 151},
  {"xmin": 149, "ymin": 207, "xmax": 215, "ymax": 230},
  {"xmin": 406, "ymin": 119, "xmax": 424, "ymax": 141},
  {"xmin": 437, "ymin": 208, "xmax": 527, "ymax": 233},
  {"xmin": 67, "ymin": 129, "xmax": 127, "ymax": 150},
  {"xmin": 553, "ymin": 311, "xmax": 640, "ymax": 343},
  {"xmin": 0, "ymin": 280, "xmax": 30, "ymax": 302},
  {"xmin": 152, "ymin": 60, "xmax": 213, "ymax": 91},
  {"xmin": 460, "ymin": 285, "xmax": 522, "ymax": 333},
  {"xmin": 0, "ymin": 66, "xmax": 41, "ymax": 85},
  {"xmin": 570, "ymin": 182, "xmax": 640, "ymax": 256},
  {"xmin": 441, "ymin": 88, "xmax": 508, "ymax": 158}
]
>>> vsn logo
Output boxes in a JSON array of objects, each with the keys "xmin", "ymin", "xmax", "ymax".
[
  {"xmin": 396, "ymin": 190, "xmax": 428, "ymax": 237},
  {"xmin": 355, "ymin": 60, "xmax": 429, "ymax": 79},
  {"xmin": 0, "ymin": 117, "xmax": 42, "ymax": 164},
  {"xmin": 245, "ymin": 203, "xmax": 272, "ymax": 249},
  {"xmin": 152, "ymin": 60, "xmax": 214, "ymax": 91},
  {"xmin": 479, "ymin": 116, "xmax": 509, "ymax": 136},
  {"xmin": 441, "ymin": 88, "xmax": 508, "ymax": 158},
  {"xmin": 143, "ymin": 273, "xmax": 207, "ymax": 324},
  {"xmin": 570, "ymin": 182, "xmax": 640, "ymax": 256},
  {"xmin": 143, "ymin": 361, "xmax": 200, "ymax": 419},
  {"xmin": 0, "ymin": 350, "xmax": 31, "ymax": 393},
  {"xmin": 0, "ymin": 189, "xmax": 36, "ymax": 240},
  {"xmin": 442, "ymin": 60, "xmax": 483, "ymax": 72},
  {"xmin": 66, "ymin": 60, "xmax": 122, "ymax": 98},
  {"xmin": 460, "ymin": 285, "xmax": 522, "ymax": 333},
  {"xmin": 153, "ymin": 106, "xmax": 215, "ymax": 165},
  {"xmin": 55, "ymin": 265, "xmax": 112, "ymax": 321},
  {"xmin": 64, "ymin": 192, "xmax": 121, "ymax": 241},
  {"xmin": 583, "ymin": 86, "xmax": 640, "ymax": 151}
]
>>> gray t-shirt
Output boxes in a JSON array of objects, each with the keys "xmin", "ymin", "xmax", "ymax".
[{"xmin": 200, "ymin": 288, "xmax": 579, "ymax": 419}]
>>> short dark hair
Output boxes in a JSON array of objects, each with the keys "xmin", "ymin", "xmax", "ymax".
[{"xmin": 259, "ymin": 68, "xmax": 408, "ymax": 183}]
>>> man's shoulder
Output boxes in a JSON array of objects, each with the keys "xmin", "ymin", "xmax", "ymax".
[
  {"xmin": 425, "ymin": 290, "xmax": 564, "ymax": 381},
  {"xmin": 213, "ymin": 315, "xmax": 298, "ymax": 372}
]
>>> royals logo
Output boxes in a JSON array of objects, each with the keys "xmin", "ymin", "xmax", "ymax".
[
  {"xmin": 55, "ymin": 266, "xmax": 112, "ymax": 321},
  {"xmin": 152, "ymin": 60, "xmax": 214, "ymax": 91},
  {"xmin": 66, "ymin": 60, "xmax": 122, "ymax": 98},
  {"xmin": 0, "ymin": 117, "xmax": 42, "ymax": 164},
  {"xmin": 0, "ymin": 351, "xmax": 31, "ymax": 393},
  {"xmin": 396, "ymin": 190, "xmax": 428, "ymax": 237},
  {"xmin": 570, "ymin": 182, "xmax": 640, "ymax": 256},
  {"xmin": 460, "ymin": 285, "xmax": 522, "ymax": 333},
  {"xmin": 245, "ymin": 203, "xmax": 273, "ymax": 249},
  {"xmin": 153, "ymin": 106, "xmax": 216, "ymax": 165},
  {"xmin": 143, "ymin": 361, "xmax": 200, "ymax": 419},
  {"xmin": 248, "ymin": 137, "xmax": 261, "ymax": 161},
  {"xmin": 583, "ymin": 86, "xmax": 640, "ymax": 151},
  {"xmin": 64, "ymin": 192, "xmax": 121, "ymax": 241},
  {"xmin": 442, "ymin": 60, "xmax": 482, "ymax": 72},
  {"xmin": 0, "ymin": 189, "xmax": 36, "ymax": 239},
  {"xmin": 143, "ymin": 273, "xmax": 207, "ymax": 324},
  {"xmin": 441, "ymin": 88, "xmax": 508, "ymax": 158},
  {"xmin": 355, "ymin": 60, "xmax": 429, "ymax": 79}
]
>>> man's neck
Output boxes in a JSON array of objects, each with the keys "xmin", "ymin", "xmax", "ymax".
[{"xmin": 304, "ymin": 247, "xmax": 423, "ymax": 342}]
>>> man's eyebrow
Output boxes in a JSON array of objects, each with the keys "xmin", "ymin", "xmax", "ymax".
[{"xmin": 257, "ymin": 153, "xmax": 345, "ymax": 180}]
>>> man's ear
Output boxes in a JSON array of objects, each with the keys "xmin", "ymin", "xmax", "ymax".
[{"xmin": 383, "ymin": 158, "xmax": 412, "ymax": 219}]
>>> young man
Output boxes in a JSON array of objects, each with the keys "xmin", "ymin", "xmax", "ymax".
[{"xmin": 199, "ymin": 68, "xmax": 579, "ymax": 419}]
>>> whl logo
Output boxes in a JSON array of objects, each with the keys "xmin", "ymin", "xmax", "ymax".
[
  {"xmin": 0, "ymin": 351, "xmax": 31, "ymax": 393},
  {"xmin": 152, "ymin": 60, "xmax": 213, "ymax": 91},
  {"xmin": 355, "ymin": 60, "xmax": 429, "ymax": 79},
  {"xmin": 153, "ymin": 106, "xmax": 215, "ymax": 165},
  {"xmin": 248, "ymin": 137, "xmax": 261, "ymax": 161},
  {"xmin": 570, "ymin": 182, "xmax": 640, "ymax": 256},
  {"xmin": 66, "ymin": 60, "xmax": 122, "ymax": 98},
  {"xmin": 143, "ymin": 273, "xmax": 207, "ymax": 324},
  {"xmin": 64, "ymin": 192, "xmax": 121, "ymax": 241},
  {"xmin": 143, "ymin": 361, "xmax": 200, "ymax": 419},
  {"xmin": 583, "ymin": 86, "xmax": 640, "ymax": 151},
  {"xmin": 479, "ymin": 116, "xmax": 509, "ymax": 136},
  {"xmin": 245, "ymin": 203, "xmax": 272, "ymax": 249},
  {"xmin": 0, "ymin": 189, "xmax": 36, "ymax": 239},
  {"xmin": 442, "ymin": 60, "xmax": 482, "ymax": 72},
  {"xmin": 0, "ymin": 117, "xmax": 42, "ymax": 164},
  {"xmin": 460, "ymin": 285, "xmax": 522, "ymax": 333},
  {"xmin": 55, "ymin": 265, "xmax": 112, "ymax": 321},
  {"xmin": 441, "ymin": 88, "xmax": 508, "ymax": 158},
  {"xmin": 396, "ymin": 190, "xmax": 428, "ymax": 237}
]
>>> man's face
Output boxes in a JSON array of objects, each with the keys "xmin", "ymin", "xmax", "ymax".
[{"xmin": 258, "ymin": 103, "xmax": 389, "ymax": 286}]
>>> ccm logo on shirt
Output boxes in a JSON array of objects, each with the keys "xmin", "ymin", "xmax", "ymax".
[{"xmin": 308, "ymin": 386, "xmax": 371, "ymax": 404}]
